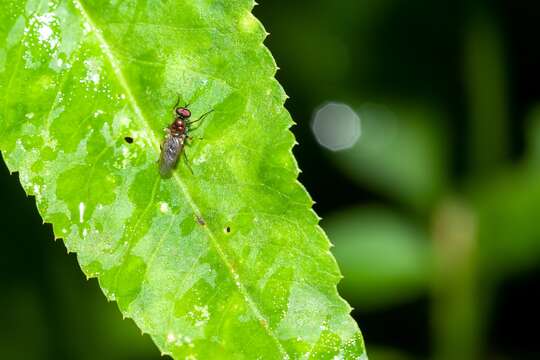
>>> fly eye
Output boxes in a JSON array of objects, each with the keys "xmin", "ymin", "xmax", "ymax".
[{"xmin": 176, "ymin": 108, "xmax": 191, "ymax": 119}]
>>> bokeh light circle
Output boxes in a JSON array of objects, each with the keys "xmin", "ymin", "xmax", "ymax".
[{"xmin": 311, "ymin": 102, "xmax": 361, "ymax": 151}]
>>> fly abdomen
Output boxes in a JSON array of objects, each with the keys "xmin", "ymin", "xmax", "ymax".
[{"xmin": 159, "ymin": 134, "xmax": 184, "ymax": 178}]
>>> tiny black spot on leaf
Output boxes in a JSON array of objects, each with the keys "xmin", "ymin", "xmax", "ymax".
[
  {"xmin": 225, "ymin": 226, "xmax": 231, "ymax": 233},
  {"xmin": 124, "ymin": 136, "xmax": 134, "ymax": 144}
]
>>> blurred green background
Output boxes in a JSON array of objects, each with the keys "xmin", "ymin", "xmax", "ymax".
[{"xmin": 2, "ymin": 0, "xmax": 540, "ymax": 359}]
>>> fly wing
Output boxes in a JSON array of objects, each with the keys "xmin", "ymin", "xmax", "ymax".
[{"xmin": 159, "ymin": 135, "xmax": 183, "ymax": 178}]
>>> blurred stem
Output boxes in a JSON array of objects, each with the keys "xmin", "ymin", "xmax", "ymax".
[
  {"xmin": 431, "ymin": 199, "xmax": 484, "ymax": 360},
  {"xmin": 465, "ymin": 5, "xmax": 508, "ymax": 176}
]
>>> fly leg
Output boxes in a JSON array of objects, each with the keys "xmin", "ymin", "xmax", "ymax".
[
  {"xmin": 183, "ymin": 151, "xmax": 194, "ymax": 174},
  {"xmin": 186, "ymin": 135, "xmax": 203, "ymax": 144},
  {"xmin": 157, "ymin": 141, "xmax": 163, "ymax": 163},
  {"xmin": 172, "ymin": 95, "xmax": 180, "ymax": 110}
]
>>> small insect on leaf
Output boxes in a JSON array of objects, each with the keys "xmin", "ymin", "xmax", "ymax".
[
  {"xmin": 158, "ymin": 100, "xmax": 213, "ymax": 178},
  {"xmin": 195, "ymin": 214, "xmax": 206, "ymax": 226}
]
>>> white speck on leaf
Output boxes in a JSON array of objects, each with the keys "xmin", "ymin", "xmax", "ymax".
[
  {"xmin": 35, "ymin": 13, "xmax": 56, "ymax": 45},
  {"xmin": 192, "ymin": 305, "xmax": 210, "ymax": 327},
  {"xmin": 38, "ymin": 23, "xmax": 52, "ymax": 42},
  {"xmin": 79, "ymin": 202, "xmax": 85, "ymax": 223},
  {"xmin": 166, "ymin": 332, "xmax": 176, "ymax": 343},
  {"xmin": 81, "ymin": 58, "xmax": 102, "ymax": 86},
  {"xmin": 160, "ymin": 202, "xmax": 170, "ymax": 213},
  {"xmin": 26, "ymin": 12, "xmax": 60, "ymax": 56}
]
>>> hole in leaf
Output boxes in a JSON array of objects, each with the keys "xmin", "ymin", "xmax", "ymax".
[
  {"xmin": 124, "ymin": 136, "xmax": 134, "ymax": 144},
  {"xmin": 225, "ymin": 226, "xmax": 231, "ymax": 234}
]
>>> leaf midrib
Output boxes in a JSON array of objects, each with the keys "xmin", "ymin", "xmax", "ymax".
[{"xmin": 73, "ymin": 0, "xmax": 288, "ymax": 356}]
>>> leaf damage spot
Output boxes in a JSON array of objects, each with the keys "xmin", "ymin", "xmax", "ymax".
[
  {"xmin": 33, "ymin": 12, "xmax": 59, "ymax": 49},
  {"xmin": 124, "ymin": 136, "xmax": 134, "ymax": 144},
  {"xmin": 224, "ymin": 226, "xmax": 231, "ymax": 234},
  {"xmin": 80, "ymin": 58, "xmax": 102, "ymax": 88},
  {"xmin": 119, "ymin": 145, "xmax": 137, "ymax": 168},
  {"xmin": 118, "ymin": 114, "xmax": 131, "ymax": 127}
]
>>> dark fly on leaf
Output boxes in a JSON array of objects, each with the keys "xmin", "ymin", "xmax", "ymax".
[{"xmin": 159, "ymin": 98, "xmax": 213, "ymax": 178}]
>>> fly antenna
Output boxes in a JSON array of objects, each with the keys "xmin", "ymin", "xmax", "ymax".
[
  {"xmin": 173, "ymin": 95, "xmax": 181, "ymax": 109},
  {"xmin": 188, "ymin": 109, "xmax": 214, "ymax": 125}
]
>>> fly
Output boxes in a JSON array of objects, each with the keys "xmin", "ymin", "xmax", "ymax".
[{"xmin": 159, "ymin": 97, "xmax": 213, "ymax": 178}]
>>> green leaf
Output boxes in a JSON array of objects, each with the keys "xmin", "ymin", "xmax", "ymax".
[
  {"xmin": 0, "ymin": 1, "xmax": 365, "ymax": 359},
  {"xmin": 324, "ymin": 207, "xmax": 432, "ymax": 310}
]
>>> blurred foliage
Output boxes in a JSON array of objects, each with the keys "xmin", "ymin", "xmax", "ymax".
[
  {"xmin": 333, "ymin": 103, "xmax": 448, "ymax": 210},
  {"xmin": 471, "ymin": 166, "xmax": 540, "ymax": 277},
  {"xmin": 324, "ymin": 207, "xmax": 432, "ymax": 310},
  {"xmin": 526, "ymin": 104, "xmax": 540, "ymax": 165}
]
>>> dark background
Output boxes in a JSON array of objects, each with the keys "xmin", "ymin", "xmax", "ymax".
[{"xmin": 2, "ymin": 0, "xmax": 540, "ymax": 359}]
